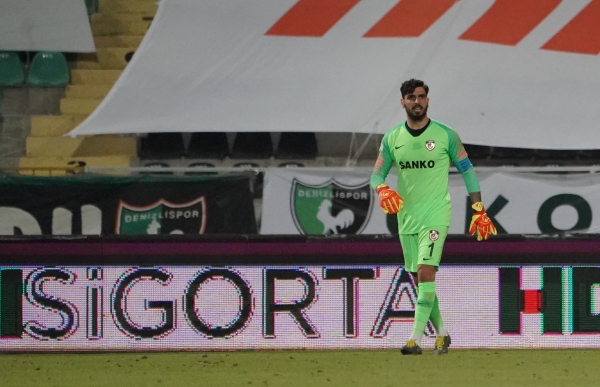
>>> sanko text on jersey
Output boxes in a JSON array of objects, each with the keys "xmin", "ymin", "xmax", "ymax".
[{"xmin": 398, "ymin": 160, "xmax": 436, "ymax": 170}]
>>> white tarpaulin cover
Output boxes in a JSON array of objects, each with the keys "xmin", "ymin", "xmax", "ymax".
[
  {"xmin": 0, "ymin": 0, "xmax": 94, "ymax": 52},
  {"xmin": 69, "ymin": 0, "xmax": 600, "ymax": 149}
]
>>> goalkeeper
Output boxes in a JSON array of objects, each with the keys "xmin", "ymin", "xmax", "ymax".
[{"xmin": 370, "ymin": 79, "xmax": 496, "ymax": 355}]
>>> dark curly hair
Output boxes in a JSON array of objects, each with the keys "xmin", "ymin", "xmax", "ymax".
[{"xmin": 400, "ymin": 79, "xmax": 429, "ymax": 98}]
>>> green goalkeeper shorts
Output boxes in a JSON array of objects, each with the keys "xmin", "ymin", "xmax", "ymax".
[{"xmin": 399, "ymin": 226, "xmax": 448, "ymax": 273}]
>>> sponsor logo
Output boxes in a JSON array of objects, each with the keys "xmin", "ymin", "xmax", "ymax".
[
  {"xmin": 398, "ymin": 160, "xmax": 435, "ymax": 170},
  {"xmin": 115, "ymin": 198, "xmax": 207, "ymax": 234},
  {"xmin": 394, "ymin": 145, "xmax": 404, "ymax": 149},
  {"xmin": 425, "ymin": 140, "xmax": 435, "ymax": 151},
  {"xmin": 429, "ymin": 230, "xmax": 439, "ymax": 241},
  {"xmin": 291, "ymin": 179, "xmax": 373, "ymax": 235}
]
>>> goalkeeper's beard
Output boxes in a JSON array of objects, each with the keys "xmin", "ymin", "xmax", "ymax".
[{"xmin": 405, "ymin": 105, "xmax": 428, "ymax": 122}]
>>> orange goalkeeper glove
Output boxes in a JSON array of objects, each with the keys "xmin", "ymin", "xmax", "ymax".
[
  {"xmin": 469, "ymin": 202, "xmax": 497, "ymax": 241},
  {"xmin": 376, "ymin": 184, "xmax": 404, "ymax": 215}
]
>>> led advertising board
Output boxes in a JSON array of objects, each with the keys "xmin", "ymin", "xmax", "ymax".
[{"xmin": 1, "ymin": 236, "xmax": 599, "ymax": 351}]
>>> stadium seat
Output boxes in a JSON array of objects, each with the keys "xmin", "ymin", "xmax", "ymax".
[
  {"xmin": 579, "ymin": 149, "xmax": 600, "ymax": 162},
  {"xmin": 232, "ymin": 162, "xmax": 260, "ymax": 168},
  {"xmin": 463, "ymin": 143, "xmax": 491, "ymax": 160},
  {"xmin": 26, "ymin": 51, "xmax": 70, "ymax": 87},
  {"xmin": 278, "ymin": 161, "xmax": 305, "ymax": 168},
  {"xmin": 276, "ymin": 132, "xmax": 318, "ymax": 159},
  {"xmin": 140, "ymin": 162, "xmax": 172, "ymax": 175},
  {"xmin": 231, "ymin": 132, "xmax": 273, "ymax": 159},
  {"xmin": 85, "ymin": 0, "xmax": 98, "ymax": 16},
  {"xmin": 185, "ymin": 162, "xmax": 217, "ymax": 175},
  {"xmin": 534, "ymin": 149, "xmax": 579, "ymax": 163},
  {"xmin": 139, "ymin": 132, "xmax": 185, "ymax": 159},
  {"xmin": 186, "ymin": 132, "xmax": 229, "ymax": 159},
  {"xmin": 0, "ymin": 52, "xmax": 25, "ymax": 87},
  {"xmin": 491, "ymin": 147, "xmax": 535, "ymax": 160}
]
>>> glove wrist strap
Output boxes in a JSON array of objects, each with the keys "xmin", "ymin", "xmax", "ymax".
[
  {"xmin": 376, "ymin": 184, "xmax": 388, "ymax": 194},
  {"xmin": 471, "ymin": 201, "xmax": 485, "ymax": 214}
]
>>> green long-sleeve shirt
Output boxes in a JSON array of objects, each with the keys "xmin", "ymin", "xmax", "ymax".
[{"xmin": 371, "ymin": 119, "xmax": 480, "ymax": 234}]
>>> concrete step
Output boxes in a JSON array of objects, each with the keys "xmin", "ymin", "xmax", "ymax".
[
  {"xmin": 0, "ymin": 116, "xmax": 30, "ymax": 158},
  {"xmin": 19, "ymin": 155, "xmax": 136, "ymax": 176},
  {"xmin": 60, "ymin": 98, "xmax": 103, "ymax": 115},
  {"xmin": 30, "ymin": 115, "xmax": 88, "ymax": 136},
  {"xmin": 91, "ymin": 13, "xmax": 153, "ymax": 24},
  {"xmin": 0, "ymin": 157, "xmax": 21, "ymax": 170},
  {"xmin": 1, "ymin": 87, "xmax": 65, "ymax": 115},
  {"xmin": 71, "ymin": 69, "xmax": 122, "ymax": 85},
  {"xmin": 76, "ymin": 47, "xmax": 136, "ymax": 70},
  {"xmin": 91, "ymin": 19, "xmax": 151, "ymax": 36},
  {"xmin": 65, "ymin": 85, "xmax": 113, "ymax": 99},
  {"xmin": 98, "ymin": 0, "xmax": 158, "ymax": 15},
  {"xmin": 94, "ymin": 35, "xmax": 144, "ymax": 48},
  {"xmin": 74, "ymin": 55, "xmax": 104, "ymax": 70},
  {"xmin": 26, "ymin": 135, "xmax": 138, "ymax": 157}
]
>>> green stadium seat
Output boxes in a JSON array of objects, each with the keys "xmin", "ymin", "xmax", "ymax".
[
  {"xmin": 0, "ymin": 52, "xmax": 25, "ymax": 87},
  {"xmin": 85, "ymin": 0, "xmax": 98, "ymax": 16},
  {"xmin": 26, "ymin": 51, "xmax": 70, "ymax": 87}
]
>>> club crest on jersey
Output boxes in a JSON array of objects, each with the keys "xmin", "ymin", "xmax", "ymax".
[
  {"xmin": 291, "ymin": 179, "xmax": 373, "ymax": 235},
  {"xmin": 429, "ymin": 230, "xmax": 439, "ymax": 241},
  {"xmin": 425, "ymin": 140, "xmax": 435, "ymax": 151}
]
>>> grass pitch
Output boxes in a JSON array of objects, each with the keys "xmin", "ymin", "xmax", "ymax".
[{"xmin": 0, "ymin": 349, "xmax": 598, "ymax": 387}]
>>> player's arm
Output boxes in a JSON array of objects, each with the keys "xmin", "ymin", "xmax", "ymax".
[
  {"xmin": 371, "ymin": 136, "xmax": 403, "ymax": 214},
  {"xmin": 448, "ymin": 131, "xmax": 496, "ymax": 241}
]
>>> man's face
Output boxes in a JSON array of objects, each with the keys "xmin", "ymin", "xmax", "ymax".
[{"xmin": 401, "ymin": 86, "xmax": 429, "ymax": 121}]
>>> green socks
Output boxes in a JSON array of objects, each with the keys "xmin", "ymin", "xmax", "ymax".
[
  {"xmin": 429, "ymin": 295, "xmax": 447, "ymax": 337},
  {"xmin": 410, "ymin": 282, "xmax": 436, "ymax": 345}
]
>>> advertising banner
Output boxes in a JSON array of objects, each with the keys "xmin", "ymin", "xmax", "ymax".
[
  {"xmin": 3, "ymin": 264, "xmax": 599, "ymax": 351},
  {"xmin": 1, "ymin": 235, "xmax": 600, "ymax": 351},
  {"xmin": 260, "ymin": 168, "xmax": 600, "ymax": 235},
  {"xmin": 0, "ymin": 175, "xmax": 256, "ymax": 235}
]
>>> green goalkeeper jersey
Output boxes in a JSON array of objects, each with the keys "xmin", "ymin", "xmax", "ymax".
[{"xmin": 371, "ymin": 119, "xmax": 471, "ymax": 234}]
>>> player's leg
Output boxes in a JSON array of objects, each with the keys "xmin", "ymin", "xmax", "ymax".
[
  {"xmin": 398, "ymin": 234, "xmax": 423, "ymax": 354},
  {"xmin": 425, "ymin": 229, "xmax": 447, "ymax": 339},
  {"xmin": 409, "ymin": 274, "xmax": 446, "ymax": 339},
  {"xmin": 400, "ymin": 234, "xmax": 448, "ymax": 348},
  {"xmin": 422, "ymin": 226, "xmax": 450, "ymax": 354},
  {"xmin": 430, "ymin": 294, "xmax": 448, "ymax": 338},
  {"xmin": 404, "ymin": 227, "xmax": 449, "ymax": 354},
  {"xmin": 399, "ymin": 233, "xmax": 418, "ymax": 274}
]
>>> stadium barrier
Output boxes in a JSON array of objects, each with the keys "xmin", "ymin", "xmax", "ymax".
[
  {"xmin": 0, "ymin": 174, "xmax": 257, "ymax": 235},
  {"xmin": 1, "ymin": 233, "xmax": 599, "ymax": 351}
]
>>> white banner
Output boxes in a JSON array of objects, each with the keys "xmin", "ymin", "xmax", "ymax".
[
  {"xmin": 260, "ymin": 168, "xmax": 600, "ymax": 235},
  {"xmin": 67, "ymin": 0, "xmax": 600, "ymax": 149},
  {"xmin": 1, "ymin": 265, "xmax": 599, "ymax": 351},
  {"xmin": 0, "ymin": 0, "xmax": 94, "ymax": 52}
]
